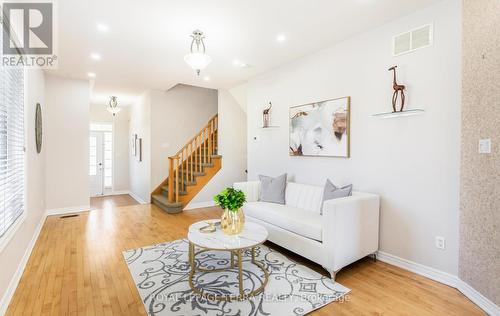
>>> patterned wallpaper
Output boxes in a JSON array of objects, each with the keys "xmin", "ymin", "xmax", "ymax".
[{"xmin": 460, "ymin": 0, "xmax": 500, "ymax": 306}]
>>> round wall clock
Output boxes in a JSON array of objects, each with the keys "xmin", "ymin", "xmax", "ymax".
[{"xmin": 35, "ymin": 103, "xmax": 42, "ymax": 154}]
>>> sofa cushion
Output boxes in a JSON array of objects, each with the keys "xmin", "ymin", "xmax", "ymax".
[
  {"xmin": 259, "ymin": 174, "xmax": 287, "ymax": 204},
  {"xmin": 243, "ymin": 201, "xmax": 322, "ymax": 241},
  {"xmin": 321, "ymin": 179, "xmax": 353, "ymax": 214},
  {"xmin": 285, "ymin": 182, "xmax": 324, "ymax": 214}
]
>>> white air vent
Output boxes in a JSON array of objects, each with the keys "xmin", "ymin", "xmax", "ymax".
[{"xmin": 393, "ymin": 24, "xmax": 433, "ymax": 56}]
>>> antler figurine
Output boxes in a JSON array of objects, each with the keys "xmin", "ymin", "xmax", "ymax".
[
  {"xmin": 388, "ymin": 66, "xmax": 406, "ymax": 112},
  {"xmin": 263, "ymin": 102, "xmax": 272, "ymax": 127}
]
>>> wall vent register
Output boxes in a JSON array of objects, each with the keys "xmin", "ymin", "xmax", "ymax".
[{"xmin": 393, "ymin": 24, "xmax": 433, "ymax": 56}]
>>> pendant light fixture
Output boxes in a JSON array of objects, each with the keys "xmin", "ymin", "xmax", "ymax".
[
  {"xmin": 184, "ymin": 29, "xmax": 212, "ymax": 76},
  {"xmin": 107, "ymin": 96, "xmax": 121, "ymax": 116}
]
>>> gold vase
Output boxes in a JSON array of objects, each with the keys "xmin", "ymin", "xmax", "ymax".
[{"xmin": 220, "ymin": 208, "xmax": 245, "ymax": 235}]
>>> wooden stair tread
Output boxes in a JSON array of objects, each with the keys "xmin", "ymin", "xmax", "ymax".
[
  {"xmin": 161, "ymin": 186, "xmax": 187, "ymax": 196},
  {"xmin": 151, "ymin": 114, "xmax": 220, "ymax": 212},
  {"xmin": 152, "ymin": 194, "xmax": 183, "ymax": 214},
  {"xmin": 179, "ymin": 170, "xmax": 205, "ymax": 176}
]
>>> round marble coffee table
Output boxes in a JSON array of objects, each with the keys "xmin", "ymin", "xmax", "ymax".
[{"xmin": 187, "ymin": 220, "xmax": 269, "ymax": 301}]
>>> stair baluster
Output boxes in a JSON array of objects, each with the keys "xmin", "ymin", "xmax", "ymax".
[{"xmin": 163, "ymin": 114, "xmax": 219, "ymax": 204}]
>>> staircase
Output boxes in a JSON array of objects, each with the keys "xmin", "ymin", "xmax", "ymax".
[{"xmin": 151, "ymin": 114, "xmax": 221, "ymax": 213}]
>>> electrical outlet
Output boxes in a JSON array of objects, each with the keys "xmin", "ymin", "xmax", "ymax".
[
  {"xmin": 435, "ymin": 236, "xmax": 446, "ymax": 250},
  {"xmin": 479, "ymin": 139, "xmax": 491, "ymax": 154}
]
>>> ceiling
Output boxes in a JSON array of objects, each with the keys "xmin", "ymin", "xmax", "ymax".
[{"xmin": 46, "ymin": 0, "xmax": 441, "ymax": 106}]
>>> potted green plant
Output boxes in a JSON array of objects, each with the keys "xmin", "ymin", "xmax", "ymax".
[{"xmin": 214, "ymin": 187, "xmax": 246, "ymax": 235}]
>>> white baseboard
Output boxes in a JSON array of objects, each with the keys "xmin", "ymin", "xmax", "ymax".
[
  {"xmin": 456, "ymin": 279, "xmax": 500, "ymax": 316},
  {"xmin": 0, "ymin": 213, "xmax": 46, "ymax": 315},
  {"xmin": 376, "ymin": 251, "xmax": 458, "ymax": 288},
  {"xmin": 45, "ymin": 205, "xmax": 90, "ymax": 216},
  {"xmin": 128, "ymin": 191, "xmax": 148, "ymax": 204},
  {"xmin": 377, "ymin": 251, "xmax": 499, "ymax": 315},
  {"xmin": 184, "ymin": 201, "xmax": 216, "ymax": 210}
]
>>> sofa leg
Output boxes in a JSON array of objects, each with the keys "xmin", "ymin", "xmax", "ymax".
[
  {"xmin": 330, "ymin": 271, "xmax": 337, "ymax": 281},
  {"xmin": 372, "ymin": 253, "xmax": 377, "ymax": 262},
  {"xmin": 329, "ymin": 269, "xmax": 341, "ymax": 282}
]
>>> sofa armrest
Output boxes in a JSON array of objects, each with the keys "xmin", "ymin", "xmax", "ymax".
[
  {"xmin": 321, "ymin": 193, "xmax": 380, "ymax": 272},
  {"xmin": 233, "ymin": 181, "xmax": 260, "ymax": 202}
]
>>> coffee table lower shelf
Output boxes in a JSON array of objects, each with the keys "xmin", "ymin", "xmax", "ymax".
[{"xmin": 188, "ymin": 241, "xmax": 269, "ymax": 301}]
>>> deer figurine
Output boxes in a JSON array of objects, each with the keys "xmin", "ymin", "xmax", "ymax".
[
  {"xmin": 388, "ymin": 66, "xmax": 406, "ymax": 112},
  {"xmin": 263, "ymin": 102, "xmax": 272, "ymax": 127}
]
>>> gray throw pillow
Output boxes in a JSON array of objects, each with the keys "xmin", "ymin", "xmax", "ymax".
[
  {"xmin": 321, "ymin": 179, "xmax": 353, "ymax": 213},
  {"xmin": 259, "ymin": 174, "xmax": 287, "ymax": 204}
]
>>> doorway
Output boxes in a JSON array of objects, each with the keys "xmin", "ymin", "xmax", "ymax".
[{"xmin": 89, "ymin": 123, "xmax": 113, "ymax": 196}]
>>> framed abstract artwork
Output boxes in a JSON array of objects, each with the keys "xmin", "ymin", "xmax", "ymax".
[{"xmin": 289, "ymin": 96, "xmax": 350, "ymax": 158}]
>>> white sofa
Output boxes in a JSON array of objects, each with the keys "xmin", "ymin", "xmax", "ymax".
[{"xmin": 233, "ymin": 181, "xmax": 380, "ymax": 280}]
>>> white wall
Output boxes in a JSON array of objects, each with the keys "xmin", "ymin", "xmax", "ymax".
[
  {"xmin": 150, "ymin": 84, "xmax": 218, "ymax": 190},
  {"xmin": 246, "ymin": 0, "xmax": 461, "ymax": 275},
  {"xmin": 229, "ymin": 83, "xmax": 247, "ymax": 114},
  {"xmin": 45, "ymin": 75, "xmax": 90, "ymax": 211},
  {"xmin": 89, "ymin": 104, "xmax": 130, "ymax": 193},
  {"xmin": 187, "ymin": 88, "xmax": 247, "ymax": 207},
  {"xmin": 0, "ymin": 69, "xmax": 46, "ymax": 313},
  {"xmin": 129, "ymin": 91, "xmax": 151, "ymax": 203}
]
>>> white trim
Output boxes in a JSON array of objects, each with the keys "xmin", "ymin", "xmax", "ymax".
[
  {"xmin": 457, "ymin": 279, "xmax": 500, "ymax": 316},
  {"xmin": 0, "ymin": 213, "xmax": 45, "ymax": 315},
  {"xmin": 377, "ymin": 251, "xmax": 457, "ymax": 288},
  {"xmin": 377, "ymin": 251, "xmax": 500, "ymax": 315},
  {"xmin": 45, "ymin": 205, "xmax": 90, "ymax": 216},
  {"xmin": 184, "ymin": 201, "xmax": 216, "ymax": 210},
  {"xmin": 128, "ymin": 191, "xmax": 148, "ymax": 204}
]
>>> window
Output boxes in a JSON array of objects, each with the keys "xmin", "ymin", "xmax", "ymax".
[
  {"xmin": 89, "ymin": 123, "xmax": 113, "ymax": 194},
  {"xmin": 89, "ymin": 136, "xmax": 97, "ymax": 176},
  {"xmin": 0, "ymin": 59, "xmax": 25, "ymax": 242},
  {"xmin": 103, "ymin": 132, "xmax": 112, "ymax": 188}
]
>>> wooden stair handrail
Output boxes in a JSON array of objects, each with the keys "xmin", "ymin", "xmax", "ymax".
[{"xmin": 166, "ymin": 114, "xmax": 218, "ymax": 203}]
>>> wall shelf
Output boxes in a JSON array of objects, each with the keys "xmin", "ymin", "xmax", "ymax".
[{"xmin": 372, "ymin": 109, "xmax": 425, "ymax": 118}]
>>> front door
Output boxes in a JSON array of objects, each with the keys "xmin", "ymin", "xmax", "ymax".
[{"xmin": 89, "ymin": 131, "xmax": 104, "ymax": 196}]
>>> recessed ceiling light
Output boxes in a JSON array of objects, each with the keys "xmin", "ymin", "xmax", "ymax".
[
  {"xmin": 97, "ymin": 23, "xmax": 109, "ymax": 32},
  {"xmin": 87, "ymin": 72, "xmax": 96, "ymax": 78},
  {"xmin": 90, "ymin": 53, "xmax": 101, "ymax": 60},
  {"xmin": 276, "ymin": 34, "xmax": 286, "ymax": 43},
  {"xmin": 203, "ymin": 76, "xmax": 210, "ymax": 82}
]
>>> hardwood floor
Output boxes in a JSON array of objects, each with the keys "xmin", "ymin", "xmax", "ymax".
[
  {"xmin": 90, "ymin": 194, "xmax": 139, "ymax": 209},
  {"xmin": 6, "ymin": 196, "xmax": 485, "ymax": 315}
]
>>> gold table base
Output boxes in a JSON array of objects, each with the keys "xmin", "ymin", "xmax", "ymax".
[{"xmin": 188, "ymin": 241, "xmax": 269, "ymax": 301}]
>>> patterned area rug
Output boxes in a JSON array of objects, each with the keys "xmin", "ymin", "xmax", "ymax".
[{"xmin": 123, "ymin": 239, "xmax": 350, "ymax": 316}]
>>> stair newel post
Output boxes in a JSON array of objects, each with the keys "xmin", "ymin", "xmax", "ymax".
[
  {"xmin": 211, "ymin": 118, "xmax": 215, "ymax": 155},
  {"xmin": 175, "ymin": 156, "xmax": 179, "ymax": 202},
  {"xmin": 215, "ymin": 116, "xmax": 218, "ymax": 154},
  {"xmin": 191, "ymin": 140, "xmax": 195, "ymax": 181},
  {"xmin": 195, "ymin": 135, "xmax": 199, "ymax": 174},
  {"xmin": 185, "ymin": 144, "xmax": 189, "ymax": 183},
  {"xmin": 168, "ymin": 157, "xmax": 175, "ymax": 203},
  {"xmin": 202, "ymin": 128, "xmax": 206, "ymax": 165},
  {"xmin": 214, "ymin": 118, "xmax": 217, "ymax": 154},
  {"xmin": 180, "ymin": 151, "xmax": 184, "ymax": 193},
  {"xmin": 189, "ymin": 141, "xmax": 192, "ymax": 182},
  {"xmin": 208, "ymin": 123, "xmax": 213, "ymax": 164}
]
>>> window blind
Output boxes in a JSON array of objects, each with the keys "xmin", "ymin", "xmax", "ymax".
[{"xmin": 0, "ymin": 32, "xmax": 25, "ymax": 239}]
